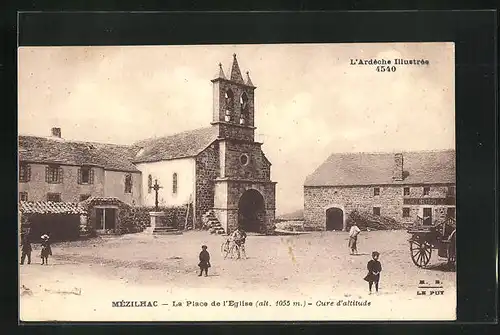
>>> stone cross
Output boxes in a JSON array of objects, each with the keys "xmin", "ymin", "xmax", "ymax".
[{"xmin": 151, "ymin": 179, "xmax": 163, "ymax": 212}]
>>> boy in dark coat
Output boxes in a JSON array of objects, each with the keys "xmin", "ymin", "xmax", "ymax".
[
  {"xmin": 364, "ymin": 251, "xmax": 382, "ymax": 293},
  {"xmin": 40, "ymin": 234, "xmax": 52, "ymax": 265},
  {"xmin": 198, "ymin": 245, "xmax": 211, "ymax": 277},
  {"xmin": 20, "ymin": 233, "xmax": 32, "ymax": 265}
]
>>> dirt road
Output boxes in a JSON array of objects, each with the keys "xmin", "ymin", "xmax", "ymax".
[{"xmin": 19, "ymin": 230, "xmax": 456, "ymax": 321}]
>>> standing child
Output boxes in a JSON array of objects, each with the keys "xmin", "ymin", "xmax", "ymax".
[
  {"xmin": 348, "ymin": 223, "xmax": 361, "ymax": 255},
  {"xmin": 40, "ymin": 234, "xmax": 52, "ymax": 265},
  {"xmin": 198, "ymin": 245, "xmax": 211, "ymax": 277},
  {"xmin": 20, "ymin": 232, "xmax": 32, "ymax": 265},
  {"xmin": 364, "ymin": 251, "xmax": 382, "ymax": 294}
]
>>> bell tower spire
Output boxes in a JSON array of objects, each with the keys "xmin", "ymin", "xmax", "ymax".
[{"xmin": 230, "ymin": 53, "xmax": 245, "ymax": 84}]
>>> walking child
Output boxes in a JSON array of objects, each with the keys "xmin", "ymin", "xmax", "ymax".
[
  {"xmin": 198, "ymin": 245, "xmax": 211, "ymax": 277},
  {"xmin": 20, "ymin": 232, "xmax": 32, "ymax": 265},
  {"xmin": 40, "ymin": 234, "xmax": 52, "ymax": 265},
  {"xmin": 364, "ymin": 251, "xmax": 382, "ymax": 294},
  {"xmin": 348, "ymin": 223, "xmax": 361, "ymax": 255}
]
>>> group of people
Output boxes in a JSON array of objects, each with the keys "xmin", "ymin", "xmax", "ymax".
[
  {"xmin": 197, "ymin": 226, "xmax": 247, "ymax": 277},
  {"xmin": 348, "ymin": 223, "xmax": 383, "ymax": 294},
  {"xmin": 20, "ymin": 231, "xmax": 52, "ymax": 265}
]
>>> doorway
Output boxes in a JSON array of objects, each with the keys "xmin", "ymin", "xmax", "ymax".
[
  {"xmin": 326, "ymin": 207, "xmax": 344, "ymax": 231},
  {"xmin": 423, "ymin": 207, "xmax": 432, "ymax": 226},
  {"xmin": 238, "ymin": 189, "xmax": 265, "ymax": 233},
  {"xmin": 95, "ymin": 207, "xmax": 117, "ymax": 231}
]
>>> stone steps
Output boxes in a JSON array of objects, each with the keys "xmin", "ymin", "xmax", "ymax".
[
  {"xmin": 202, "ymin": 210, "xmax": 226, "ymax": 235},
  {"xmin": 153, "ymin": 226, "xmax": 183, "ymax": 235}
]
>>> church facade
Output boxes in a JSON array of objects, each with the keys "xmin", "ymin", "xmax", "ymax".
[
  {"xmin": 18, "ymin": 54, "xmax": 276, "ymax": 235},
  {"xmin": 134, "ymin": 54, "xmax": 276, "ymax": 234}
]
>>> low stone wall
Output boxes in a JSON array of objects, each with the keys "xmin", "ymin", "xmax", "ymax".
[{"xmin": 128, "ymin": 206, "xmax": 194, "ymax": 230}]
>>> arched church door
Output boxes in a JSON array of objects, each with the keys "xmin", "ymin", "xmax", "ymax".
[{"xmin": 238, "ymin": 189, "xmax": 265, "ymax": 233}]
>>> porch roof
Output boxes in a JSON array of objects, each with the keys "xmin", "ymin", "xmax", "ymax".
[{"xmin": 19, "ymin": 201, "xmax": 86, "ymax": 215}]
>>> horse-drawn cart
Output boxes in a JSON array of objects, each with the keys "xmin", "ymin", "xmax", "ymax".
[{"xmin": 407, "ymin": 216, "xmax": 456, "ymax": 267}]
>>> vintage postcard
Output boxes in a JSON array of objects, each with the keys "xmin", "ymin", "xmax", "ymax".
[{"xmin": 18, "ymin": 42, "xmax": 456, "ymax": 321}]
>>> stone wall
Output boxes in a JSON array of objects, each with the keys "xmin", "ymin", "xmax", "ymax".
[
  {"xmin": 304, "ymin": 184, "xmax": 455, "ymax": 231},
  {"xmin": 223, "ymin": 141, "xmax": 271, "ymax": 180},
  {"xmin": 18, "ymin": 163, "xmax": 105, "ymax": 202},
  {"xmin": 195, "ymin": 142, "xmax": 220, "ymax": 228},
  {"xmin": 213, "ymin": 80, "xmax": 256, "ymax": 129}
]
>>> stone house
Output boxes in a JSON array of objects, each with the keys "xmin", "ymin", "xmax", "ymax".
[
  {"xmin": 18, "ymin": 131, "xmax": 142, "ymax": 205},
  {"xmin": 304, "ymin": 150, "xmax": 456, "ymax": 231},
  {"xmin": 18, "ymin": 54, "xmax": 276, "ymax": 235}
]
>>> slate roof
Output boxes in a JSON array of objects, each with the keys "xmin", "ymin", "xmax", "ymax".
[
  {"xmin": 132, "ymin": 127, "xmax": 219, "ymax": 163},
  {"xmin": 304, "ymin": 150, "xmax": 455, "ymax": 187},
  {"xmin": 19, "ymin": 201, "xmax": 86, "ymax": 215},
  {"xmin": 18, "ymin": 136, "xmax": 140, "ymax": 172}
]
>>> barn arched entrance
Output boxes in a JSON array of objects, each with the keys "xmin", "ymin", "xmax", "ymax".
[
  {"xmin": 326, "ymin": 207, "xmax": 344, "ymax": 231},
  {"xmin": 238, "ymin": 189, "xmax": 265, "ymax": 233}
]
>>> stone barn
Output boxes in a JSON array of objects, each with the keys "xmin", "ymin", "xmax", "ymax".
[{"xmin": 304, "ymin": 150, "xmax": 456, "ymax": 231}]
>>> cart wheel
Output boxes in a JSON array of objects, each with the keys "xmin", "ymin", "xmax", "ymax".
[
  {"xmin": 410, "ymin": 239, "xmax": 432, "ymax": 267},
  {"xmin": 446, "ymin": 230, "xmax": 456, "ymax": 264}
]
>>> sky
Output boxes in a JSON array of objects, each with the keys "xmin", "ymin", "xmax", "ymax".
[{"xmin": 18, "ymin": 43, "xmax": 455, "ymax": 215}]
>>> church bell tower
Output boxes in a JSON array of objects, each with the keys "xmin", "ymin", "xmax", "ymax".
[
  {"xmin": 211, "ymin": 53, "xmax": 256, "ymax": 142},
  {"xmin": 209, "ymin": 54, "xmax": 276, "ymax": 235}
]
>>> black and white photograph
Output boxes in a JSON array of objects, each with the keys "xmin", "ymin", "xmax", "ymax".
[{"xmin": 18, "ymin": 42, "xmax": 456, "ymax": 321}]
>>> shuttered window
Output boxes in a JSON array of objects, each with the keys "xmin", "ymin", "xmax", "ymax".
[
  {"xmin": 19, "ymin": 163, "xmax": 31, "ymax": 182},
  {"xmin": 46, "ymin": 165, "xmax": 63, "ymax": 184},
  {"xmin": 78, "ymin": 167, "xmax": 94, "ymax": 184},
  {"xmin": 19, "ymin": 192, "xmax": 28, "ymax": 201},
  {"xmin": 47, "ymin": 193, "xmax": 61, "ymax": 202}
]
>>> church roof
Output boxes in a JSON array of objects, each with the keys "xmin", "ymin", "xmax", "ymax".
[
  {"xmin": 304, "ymin": 149, "xmax": 455, "ymax": 187},
  {"xmin": 132, "ymin": 127, "xmax": 219, "ymax": 163},
  {"xmin": 18, "ymin": 135, "xmax": 140, "ymax": 172}
]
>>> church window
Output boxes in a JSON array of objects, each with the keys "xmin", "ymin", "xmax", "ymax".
[
  {"xmin": 224, "ymin": 89, "xmax": 234, "ymax": 121},
  {"xmin": 240, "ymin": 154, "xmax": 249, "ymax": 166},
  {"xmin": 148, "ymin": 174, "xmax": 152, "ymax": 193},
  {"xmin": 172, "ymin": 173, "xmax": 178, "ymax": 194},
  {"xmin": 124, "ymin": 173, "xmax": 132, "ymax": 193}
]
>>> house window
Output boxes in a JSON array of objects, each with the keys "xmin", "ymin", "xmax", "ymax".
[
  {"xmin": 172, "ymin": 173, "xmax": 178, "ymax": 194},
  {"xmin": 403, "ymin": 207, "xmax": 410, "ymax": 218},
  {"xmin": 47, "ymin": 193, "xmax": 61, "ymax": 202},
  {"xmin": 403, "ymin": 187, "xmax": 410, "ymax": 196},
  {"xmin": 79, "ymin": 194, "xmax": 91, "ymax": 202},
  {"xmin": 447, "ymin": 186, "xmax": 456, "ymax": 197},
  {"xmin": 45, "ymin": 165, "xmax": 63, "ymax": 184},
  {"xmin": 373, "ymin": 207, "xmax": 381, "ymax": 216},
  {"xmin": 124, "ymin": 174, "xmax": 132, "ymax": 193},
  {"xmin": 373, "ymin": 187, "xmax": 380, "ymax": 196},
  {"xmin": 148, "ymin": 174, "xmax": 152, "ymax": 193},
  {"xmin": 19, "ymin": 163, "xmax": 31, "ymax": 182},
  {"xmin": 78, "ymin": 166, "xmax": 94, "ymax": 184},
  {"xmin": 19, "ymin": 192, "xmax": 28, "ymax": 202},
  {"xmin": 423, "ymin": 187, "xmax": 430, "ymax": 196},
  {"xmin": 447, "ymin": 207, "xmax": 456, "ymax": 219}
]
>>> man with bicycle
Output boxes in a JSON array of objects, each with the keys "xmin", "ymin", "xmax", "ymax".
[{"xmin": 231, "ymin": 226, "xmax": 247, "ymax": 259}]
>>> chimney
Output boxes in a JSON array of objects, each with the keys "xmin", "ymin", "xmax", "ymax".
[
  {"xmin": 392, "ymin": 153, "xmax": 404, "ymax": 181},
  {"xmin": 51, "ymin": 127, "xmax": 61, "ymax": 138}
]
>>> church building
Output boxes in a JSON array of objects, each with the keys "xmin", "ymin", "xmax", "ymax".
[
  {"xmin": 133, "ymin": 54, "xmax": 276, "ymax": 234},
  {"xmin": 18, "ymin": 54, "xmax": 276, "ymax": 235}
]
